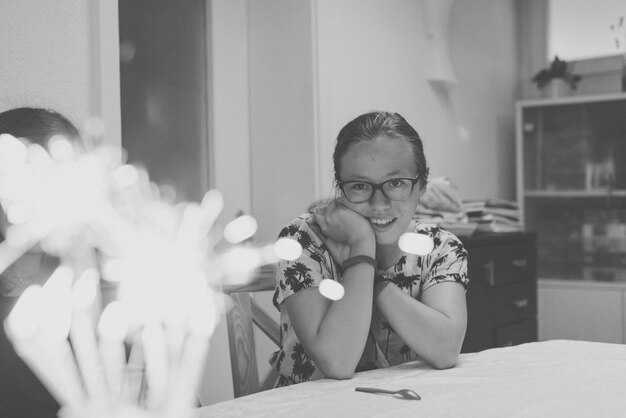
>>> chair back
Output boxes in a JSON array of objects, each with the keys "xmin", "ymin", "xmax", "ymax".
[{"xmin": 223, "ymin": 265, "xmax": 280, "ymax": 397}]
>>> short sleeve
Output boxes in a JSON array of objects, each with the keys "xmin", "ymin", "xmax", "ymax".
[
  {"xmin": 420, "ymin": 226, "xmax": 468, "ymax": 293},
  {"xmin": 272, "ymin": 215, "xmax": 334, "ymax": 310}
]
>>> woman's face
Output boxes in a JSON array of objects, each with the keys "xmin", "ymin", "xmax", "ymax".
[{"xmin": 338, "ymin": 136, "xmax": 423, "ymax": 247}]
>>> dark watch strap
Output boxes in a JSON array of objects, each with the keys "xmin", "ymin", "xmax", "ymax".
[{"xmin": 341, "ymin": 255, "xmax": 377, "ymax": 272}]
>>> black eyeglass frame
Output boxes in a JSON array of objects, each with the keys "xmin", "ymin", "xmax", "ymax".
[{"xmin": 337, "ymin": 174, "xmax": 421, "ymax": 203}]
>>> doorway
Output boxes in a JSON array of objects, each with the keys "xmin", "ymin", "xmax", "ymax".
[{"xmin": 118, "ymin": 0, "xmax": 209, "ymax": 202}]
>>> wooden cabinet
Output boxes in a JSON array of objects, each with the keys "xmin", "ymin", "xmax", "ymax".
[
  {"xmin": 538, "ymin": 279, "xmax": 626, "ymax": 343},
  {"xmin": 461, "ymin": 232, "xmax": 538, "ymax": 353}
]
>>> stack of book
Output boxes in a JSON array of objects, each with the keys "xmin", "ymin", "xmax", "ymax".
[
  {"xmin": 415, "ymin": 199, "xmax": 522, "ymax": 236},
  {"xmin": 463, "ymin": 198, "xmax": 521, "ymax": 233},
  {"xmin": 414, "ymin": 205, "xmax": 476, "ymax": 236}
]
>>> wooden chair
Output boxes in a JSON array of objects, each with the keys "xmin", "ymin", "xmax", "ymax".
[{"xmin": 223, "ymin": 265, "xmax": 281, "ymax": 397}]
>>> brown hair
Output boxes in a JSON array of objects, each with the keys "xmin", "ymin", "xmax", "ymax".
[{"xmin": 333, "ymin": 111, "xmax": 429, "ymax": 185}]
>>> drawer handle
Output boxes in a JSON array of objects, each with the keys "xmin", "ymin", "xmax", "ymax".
[
  {"xmin": 511, "ymin": 258, "xmax": 528, "ymax": 268},
  {"xmin": 511, "ymin": 298, "xmax": 529, "ymax": 309}
]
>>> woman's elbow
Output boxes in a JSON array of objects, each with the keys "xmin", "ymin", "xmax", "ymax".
[
  {"xmin": 319, "ymin": 358, "xmax": 356, "ymax": 380},
  {"xmin": 324, "ymin": 369, "xmax": 355, "ymax": 380},
  {"xmin": 429, "ymin": 346, "xmax": 460, "ymax": 369},
  {"xmin": 430, "ymin": 354, "xmax": 458, "ymax": 370},
  {"xmin": 430, "ymin": 328, "xmax": 465, "ymax": 369}
]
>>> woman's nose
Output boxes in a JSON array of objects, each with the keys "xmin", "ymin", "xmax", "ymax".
[{"xmin": 369, "ymin": 188, "xmax": 391, "ymax": 209}]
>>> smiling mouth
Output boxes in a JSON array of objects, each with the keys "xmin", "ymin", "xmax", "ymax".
[{"xmin": 369, "ymin": 217, "xmax": 396, "ymax": 227}]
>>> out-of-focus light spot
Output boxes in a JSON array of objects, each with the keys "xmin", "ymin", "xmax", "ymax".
[
  {"xmin": 319, "ymin": 279, "xmax": 344, "ymax": 301},
  {"xmin": 83, "ymin": 117, "xmax": 106, "ymax": 138},
  {"xmin": 141, "ymin": 323, "xmax": 168, "ymax": 386},
  {"xmin": 273, "ymin": 238, "xmax": 302, "ymax": 261},
  {"xmin": 201, "ymin": 190, "xmax": 223, "ymax": 229},
  {"xmin": 119, "ymin": 41, "xmax": 137, "ymax": 63},
  {"xmin": 48, "ymin": 136, "xmax": 74, "ymax": 161},
  {"xmin": 6, "ymin": 203, "xmax": 30, "ymax": 225},
  {"xmin": 6, "ymin": 285, "xmax": 43, "ymax": 339},
  {"xmin": 27, "ymin": 144, "xmax": 53, "ymax": 168},
  {"xmin": 222, "ymin": 246, "xmax": 263, "ymax": 273},
  {"xmin": 398, "ymin": 232, "xmax": 434, "ymax": 255},
  {"xmin": 5, "ymin": 227, "xmax": 32, "ymax": 247},
  {"xmin": 98, "ymin": 301, "xmax": 129, "ymax": 341},
  {"xmin": 44, "ymin": 265, "xmax": 74, "ymax": 290},
  {"xmin": 223, "ymin": 215, "xmax": 257, "ymax": 244},
  {"xmin": 72, "ymin": 270, "xmax": 99, "ymax": 311},
  {"xmin": 102, "ymin": 259, "xmax": 126, "ymax": 283},
  {"xmin": 0, "ymin": 134, "xmax": 28, "ymax": 169},
  {"xmin": 159, "ymin": 184, "xmax": 177, "ymax": 203},
  {"xmin": 188, "ymin": 288, "xmax": 216, "ymax": 337},
  {"xmin": 40, "ymin": 269, "xmax": 73, "ymax": 340},
  {"xmin": 114, "ymin": 164, "xmax": 139, "ymax": 187}
]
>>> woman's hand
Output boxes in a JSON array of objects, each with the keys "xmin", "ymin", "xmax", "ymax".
[{"xmin": 308, "ymin": 199, "xmax": 375, "ymax": 266}]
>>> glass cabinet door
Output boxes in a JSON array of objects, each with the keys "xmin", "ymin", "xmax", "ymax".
[
  {"xmin": 518, "ymin": 94, "xmax": 626, "ymax": 281},
  {"xmin": 521, "ymin": 97, "xmax": 626, "ymax": 193}
]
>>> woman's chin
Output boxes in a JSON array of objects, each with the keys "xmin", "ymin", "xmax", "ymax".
[{"xmin": 374, "ymin": 229, "xmax": 401, "ymax": 248}]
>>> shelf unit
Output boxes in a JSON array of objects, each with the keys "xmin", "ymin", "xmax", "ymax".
[
  {"xmin": 516, "ymin": 93, "xmax": 626, "ymax": 343},
  {"xmin": 516, "ymin": 92, "xmax": 626, "ymax": 282}
]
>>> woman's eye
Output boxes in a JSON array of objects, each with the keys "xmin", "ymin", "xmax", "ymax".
[
  {"xmin": 386, "ymin": 179, "xmax": 406, "ymax": 189},
  {"xmin": 349, "ymin": 182, "xmax": 370, "ymax": 192}
]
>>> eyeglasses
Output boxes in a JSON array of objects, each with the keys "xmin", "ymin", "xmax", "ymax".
[{"xmin": 338, "ymin": 175, "xmax": 420, "ymax": 203}]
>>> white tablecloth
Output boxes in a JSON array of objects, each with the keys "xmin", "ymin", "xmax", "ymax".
[{"xmin": 196, "ymin": 340, "xmax": 626, "ymax": 418}]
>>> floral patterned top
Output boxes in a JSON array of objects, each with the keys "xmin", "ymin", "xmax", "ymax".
[{"xmin": 270, "ymin": 213, "xmax": 468, "ymax": 387}]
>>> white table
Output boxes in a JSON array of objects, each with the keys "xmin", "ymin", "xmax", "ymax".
[{"xmin": 196, "ymin": 340, "xmax": 626, "ymax": 418}]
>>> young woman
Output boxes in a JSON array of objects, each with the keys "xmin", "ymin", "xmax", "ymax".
[{"xmin": 271, "ymin": 111, "xmax": 468, "ymax": 386}]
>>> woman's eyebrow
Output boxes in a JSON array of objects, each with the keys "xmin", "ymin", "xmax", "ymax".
[{"xmin": 343, "ymin": 170, "xmax": 410, "ymax": 182}]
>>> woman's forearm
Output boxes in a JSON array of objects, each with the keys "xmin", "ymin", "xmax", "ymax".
[
  {"xmin": 302, "ymin": 263, "xmax": 375, "ymax": 378},
  {"xmin": 374, "ymin": 282, "xmax": 467, "ymax": 369}
]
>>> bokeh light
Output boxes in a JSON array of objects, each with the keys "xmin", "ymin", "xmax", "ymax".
[
  {"xmin": 398, "ymin": 232, "xmax": 434, "ymax": 255},
  {"xmin": 319, "ymin": 278, "xmax": 345, "ymax": 301}
]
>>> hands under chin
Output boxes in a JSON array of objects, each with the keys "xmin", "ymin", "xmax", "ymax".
[{"xmin": 307, "ymin": 199, "xmax": 375, "ymax": 266}]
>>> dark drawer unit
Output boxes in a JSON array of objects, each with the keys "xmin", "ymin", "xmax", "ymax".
[{"xmin": 460, "ymin": 232, "xmax": 538, "ymax": 353}]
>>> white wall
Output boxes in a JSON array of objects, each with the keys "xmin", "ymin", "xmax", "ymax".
[
  {"xmin": 248, "ymin": 0, "xmax": 317, "ymax": 243},
  {"xmin": 0, "ymin": 0, "xmax": 91, "ymax": 124},
  {"xmin": 0, "ymin": 0, "xmax": 121, "ymax": 144},
  {"xmin": 549, "ymin": 0, "xmax": 626, "ymax": 60},
  {"xmin": 199, "ymin": 0, "xmax": 252, "ymax": 405},
  {"xmin": 314, "ymin": 0, "xmax": 519, "ymax": 201}
]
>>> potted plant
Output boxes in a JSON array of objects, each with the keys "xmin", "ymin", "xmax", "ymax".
[{"xmin": 532, "ymin": 56, "xmax": 582, "ymax": 97}]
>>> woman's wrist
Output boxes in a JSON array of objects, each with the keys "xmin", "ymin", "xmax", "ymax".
[
  {"xmin": 348, "ymin": 239, "xmax": 375, "ymax": 259},
  {"xmin": 373, "ymin": 273, "xmax": 393, "ymax": 296},
  {"xmin": 342, "ymin": 255, "xmax": 377, "ymax": 273}
]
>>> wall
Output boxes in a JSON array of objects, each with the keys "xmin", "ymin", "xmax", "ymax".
[
  {"xmin": 248, "ymin": 0, "xmax": 317, "ymax": 243},
  {"xmin": 0, "ymin": 0, "xmax": 121, "ymax": 144},
  {"xmin": 0, "ymin": 1, "xmax": 91, "ymax": 124},
  {"xmin": 199, "ymin": 0, "xmax": 253, "ymax": 405},
  {"xmin": 314, "ymin": 0, "xmax": 519, "ymax": 201}
]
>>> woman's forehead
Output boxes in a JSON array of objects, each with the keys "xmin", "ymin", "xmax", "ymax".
[{"xmin": 339, "ymin": 137, "xmax": 416, "ymax": 179}]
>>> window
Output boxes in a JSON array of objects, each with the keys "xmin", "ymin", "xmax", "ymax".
[{"xmin": 548, "ymin": 0, "xmax": 626, "ymax": 60}]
